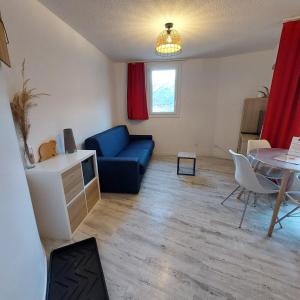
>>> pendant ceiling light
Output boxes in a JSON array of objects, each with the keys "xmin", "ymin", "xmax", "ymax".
[{"xmin": 155, "ymin": 23, "xmax": 182, "ymax": 56}]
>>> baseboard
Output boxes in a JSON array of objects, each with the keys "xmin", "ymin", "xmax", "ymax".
[{"xmin": 152, "ymin": 152, "xmax": 231, "ymax": 160}]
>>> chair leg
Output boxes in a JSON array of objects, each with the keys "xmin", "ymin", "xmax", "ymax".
[
  {"xmin": 276, "ymin": 206, "xmax": 300, "ymax": 224},
  {"xmin": 221, "ymin": 185, "xmax": 240, "ymax": 205},
  {"xmin": 237, "ymin": 188, "xmax": 244, "ymax": 200},
  {"xmin": 276, "ymin": 217, "xmax": 283, "ymax": 229},
  {"xmin": 268, "ymin": 194, "xmax": 273, "ymax": 208},
  {"xmin": 239, "ymin": 191, "xmax": 251, "ymax": 228},
  {"xmin": 282, "ymin": 194, "xmax": 288, "ymax": 206},
  {"xmin": 252, "ymin": 193, "xmax": 257, "ymax": 207}
]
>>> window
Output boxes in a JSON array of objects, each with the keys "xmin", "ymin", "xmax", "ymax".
[{"xmin": 147, "ymin": 63, "xmax": 180, "ymax": 116}]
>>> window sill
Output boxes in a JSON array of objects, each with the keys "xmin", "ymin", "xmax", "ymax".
[{"xmin": 149, "ymin": 113, "xmax": 180, "ymax": 118}]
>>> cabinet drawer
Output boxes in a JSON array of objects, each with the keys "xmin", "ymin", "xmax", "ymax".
[
  {"xmin": 86, "ymin": 179, "xmax": 99, "ymax": 211},
  {"xmin": 67, "ymin": 192, "xmax": 87, "ymax": 232},
  {"xmin": 62, "ymin": 163, "xmax": 84, "ymax": 204}
]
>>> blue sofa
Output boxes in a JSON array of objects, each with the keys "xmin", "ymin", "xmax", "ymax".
[{"xmin": 85, "ymin": 125, "xmax": 155, "ymax": 193}]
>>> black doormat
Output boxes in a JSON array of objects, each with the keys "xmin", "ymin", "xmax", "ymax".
[{"xmin": 46, "ymin": 237, "xmax": 109, "ymax": 300}]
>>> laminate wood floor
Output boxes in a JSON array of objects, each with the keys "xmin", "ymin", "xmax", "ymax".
[{"xmin": 43, "ymin": 156, "xmax": 300, "ymax": 300}]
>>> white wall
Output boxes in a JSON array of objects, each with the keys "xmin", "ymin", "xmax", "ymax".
[
  {"xmin": 1, "ymin": 0, "xmax": 116, "ymax": 159},
  {"xmin": 0, "ymin": 0, "xmax": 117, "ymax": 299},
  {"xmin": 0, "ymin": 69, "xmax": 47, "ymax": 299},
  {"xmin": 114, "ymin": 49, "xmax": 276, "ymax": 158},
  {"xmin": 114, "ymin": 59, "xmax": 219, "ymax": 155},
  {"xmin": 213, "ymin": 50, "xmax": 276, "ymax": 158}
]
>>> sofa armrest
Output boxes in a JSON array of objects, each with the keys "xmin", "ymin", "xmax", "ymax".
[
  {"xmin": 97, "ymin": 157, "xmax": 141, "ymax": 193},
  {"xmin": 129, "ymin": 134, "xmax": 153, "ymax": 141}
]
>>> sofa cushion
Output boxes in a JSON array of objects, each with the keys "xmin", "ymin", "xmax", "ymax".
[
  {"xmin": 85, "ymin": 125, "xmax": 130, "ymax": 157},
  {"xmin": 117, "ymin": 148, "xmax": 151, "ymax": 174},
  {"xmin": 125, "ymin": 140, "xmax": 155, "ymax": 153}
]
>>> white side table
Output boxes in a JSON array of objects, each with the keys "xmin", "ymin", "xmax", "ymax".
[{"xmin": 177, "ymin": 152, "xmax": 196, "ymax": 176}]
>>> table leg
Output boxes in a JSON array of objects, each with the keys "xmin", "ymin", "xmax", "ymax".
[
  {"xmin": 267, "ymin": 170, "xmax": 291, "ymax": 237},
  {"xmin": 193, "ymin": 158, "xmax": 196, "ymax": 176}
]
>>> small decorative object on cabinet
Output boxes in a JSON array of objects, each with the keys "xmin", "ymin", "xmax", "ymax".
[
  {"xmin": 26, "ymin": 150, "xmax": 100, "ymax": 240},
  {"xmin": 63, "ymin": 128, "xmax": 77, "ymax": 153},
  {"xmin": 38, "ymin": 139, "xmax": 57, "ymax": 162},
  {"xmin": 237, "ymin": 98, "xmax": 268, "ymax": 155}
]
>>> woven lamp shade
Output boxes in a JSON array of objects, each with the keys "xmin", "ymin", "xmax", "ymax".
[{"xmin": 155, "ymin": 23, "xmax": 182, "ymax": 56}]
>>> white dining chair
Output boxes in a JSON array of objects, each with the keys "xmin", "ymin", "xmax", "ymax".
[
  {"xmin": 222, "ymin": 150, "xmax": 280, "ymax": 228},
  {"xmin": 276, "ymin": 173, "xmax": 300, "ymax": 224},
  {"xmin": 247, "ymin": 139, "xmax": 283, "ymax": 181},
  {"xmin": 287, "ymin": 172, "xmax": 300, "ymax": 191},
  {"xmin": 233, "ymin": 139, "xmax": 282, "ymax": 204},
  {"xmin": 247, "ymin": 139, "xmax": 271, "ymax": 161},
  {"xmin": 277, "ymin": 191, "xmax": 300, "ymax": 223}
]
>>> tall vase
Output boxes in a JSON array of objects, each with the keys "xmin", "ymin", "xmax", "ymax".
[
  {"xmin": 63, "ymin": 128, "xmax": 77, "ymax": 153},
  {"xmin": 23, "ymin": 141, "xmax": 35, "ymax": 169}
]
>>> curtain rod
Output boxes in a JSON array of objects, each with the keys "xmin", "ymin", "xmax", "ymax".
[{"xmin": 283, "ymin": 16, "xmax": 300, "ymax": 23}]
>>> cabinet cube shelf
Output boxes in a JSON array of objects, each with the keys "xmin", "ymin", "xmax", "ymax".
[{"xmin": 26, "ymin": 150, "xmax": 100, "ymax": 240}]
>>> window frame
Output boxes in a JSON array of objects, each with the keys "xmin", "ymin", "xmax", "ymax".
[{"xmin": 146, "ymin": 62, "xmax": 181, "ymax": 118}]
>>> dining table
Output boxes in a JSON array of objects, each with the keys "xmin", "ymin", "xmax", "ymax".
[{"xmin": 249, "ymin": 148, "xmax": 300, "ymax": 237}]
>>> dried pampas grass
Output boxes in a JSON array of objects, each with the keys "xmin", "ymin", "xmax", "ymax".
[{"xmin": 10, "ymin": 59, "xmax": 49, "ymax": 164}]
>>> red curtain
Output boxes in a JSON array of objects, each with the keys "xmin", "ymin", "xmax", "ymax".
[
  {"xmin": 261, "ymin": 20, "xmax": 300, "ymax": 148},
  {"xmin": 127, "ymin": 63, "xmax": 149, "ymax": 120}
]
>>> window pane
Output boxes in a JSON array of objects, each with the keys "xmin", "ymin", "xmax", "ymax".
[{"xmin": 151, "ymin": 69, "xmax": 176, "ymax": 113}]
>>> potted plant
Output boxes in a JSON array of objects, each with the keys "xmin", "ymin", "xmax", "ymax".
[
  {"xmin": 10, "ymin": 60, "xmax": 48, "ymax": 168},
  {"xmin": 258, "ymin": 86, "xmax": 270, "ymax": 98}
]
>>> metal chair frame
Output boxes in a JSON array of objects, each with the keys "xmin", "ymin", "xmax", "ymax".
[{"xmin": 222, "ymin": 150, "xmax": 280, "ymax": 228}]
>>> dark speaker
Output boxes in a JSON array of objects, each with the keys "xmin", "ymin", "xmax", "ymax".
[{"xmin": 63, "ymin": 128, "xmax": 77, "ymax": 153}]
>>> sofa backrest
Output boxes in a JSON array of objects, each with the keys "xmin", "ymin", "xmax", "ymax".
[{"xmin": 85, "ymin": 125, "xmax": 130, "ymax": 157}]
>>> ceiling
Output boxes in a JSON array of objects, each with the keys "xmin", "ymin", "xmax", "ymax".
[{"xmin": 39, "ymin": 0, "xmax": 300, "ymax": 62}]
